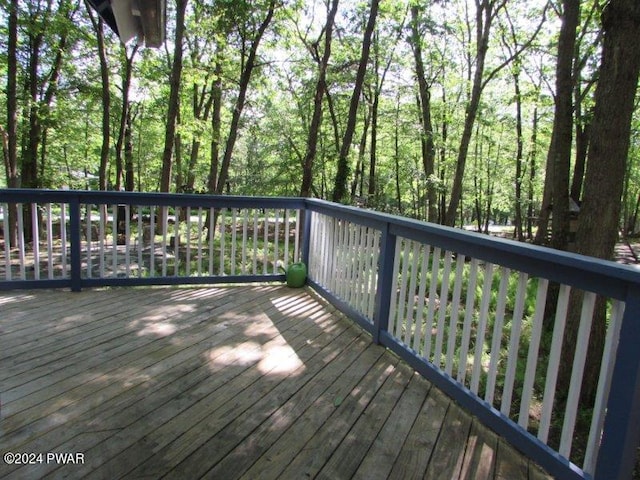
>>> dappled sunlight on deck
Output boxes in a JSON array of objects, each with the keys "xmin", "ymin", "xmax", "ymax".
[
  {"xmin": 0, "ymin": 285, "xmax": 552, "ymax": 479},
  {"xmin": 0, "ymin": 292, "xmax": 37, "ymax": 307},
  {"xmin": 137, "ymin": 322, "xmax": 178, "ymax": 337}
]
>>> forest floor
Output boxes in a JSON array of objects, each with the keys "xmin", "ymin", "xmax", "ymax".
[
  {"xmin": 615, "ymin": 239, "xmax": 640, "ymax": 266},
  {"xmin": 468, "ymin": 225, "xmax": 640, "ymax": 267}
]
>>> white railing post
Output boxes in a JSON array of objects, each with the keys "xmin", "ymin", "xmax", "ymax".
[{"xmin": 2, "ymin": 203, "xmax": 11, "ymax": 281}]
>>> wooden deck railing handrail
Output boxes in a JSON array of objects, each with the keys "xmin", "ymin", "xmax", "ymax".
[{"xmin": 1, "ymin": 188, "xmax": 639, "ymax": 480}]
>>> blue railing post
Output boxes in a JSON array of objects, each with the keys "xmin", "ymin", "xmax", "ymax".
[
  {"xmin": 372, "ymin": 223, "xmax": 396, "ymax": 345},
  {"xmin": 69, "ymin": 196, "xmax": 82, "ymax": 292},
  {"xmin": 301, "ymin": 205, "xmax": 312, "ymax": 267},
  {"xmin": 593, "ymin": 285, "xmax": 640, "ymax": 480}
]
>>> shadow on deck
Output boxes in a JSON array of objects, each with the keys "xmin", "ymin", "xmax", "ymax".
[{"xmin": 0, "ymin": 285, "xmax": 551, "ymax": 479}]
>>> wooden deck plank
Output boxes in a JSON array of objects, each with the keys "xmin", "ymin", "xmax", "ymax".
[
  {"xmin": 2, "ymin": 287, "xmax": 222, "ymax": 368},
  {"xmin": 158, "ymin": 324, "xmax": 365, "ymax": 479},
  {"xmin": 88, "ymin": 308, "xmax": 353, "ymax": 479},
  {"xmin": 0, "ymin": 285, "xmax": 553, "ymax": 480},
  {"xmin": 2, "ymin": 287, "xmax": 307, "ymax": 441},
  {"xmin": 1, "ymin": 289, "xmax": 140, "ymax": 355},
  {"xmin": 352, "ymin": 371, "xmax": 432, "ymax": 480},
  {"xmin": 4, "ymin": 289, "xmax": 332, "ymax": 478},
  {"xmin": 386, "ymin": 384, "xmax": 450, "ymax": 480},
  {"xmin": 237, "ymin": 341, "xmax": 387, "ymax": 480},
  {"xmin": 137, "ymin": 303, "xmax": 341, "ymax": 453},
  {"xmin": 2, "ymin": 286, "xmax": 278, "ymax": 412},
  {"xmin": 277, "ymin": 354, "xmax": 401, "ymax": 478},
  {"xmin": 316, "ymin": 360, "xmax": 415, "ymax": 480},
  {"xmin": 494, "ymin": 438, "xmax": 530, "ymax": 480},
  {"xmin": 423, "ymin": 397, "xmax": 473, "ymax": 479},
  {"xmin": 1, "ymin": 286, "xmax": 233, "ymax": 352},
  {"xmin": 2, "ymin": 287, "xmax": 239, "ymax": 384},
  {"xmin": 458, "ymin": 420, "xmax": 498, "ymax": 480},
  {"xmin": 187, "ymin": 329, "xmax": 375, "ymax": 479}
]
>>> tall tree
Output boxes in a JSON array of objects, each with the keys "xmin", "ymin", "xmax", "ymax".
[
  {"xmin": 182, "ymin": 0, "xmax": 221, "ymax": 193},
  {"xmin": 160, "ymin": 0, "xmax": 188, "ymax": 193},
  {"xmin": 444, "ymin": 0, "xmax": 544, "ymax": 226},
  {"xmin": 332, "ymin": 0, "xmax": 380, "ymax": 203},
  {"xmin": 300, "ymin": 0, "xmax": 340, "ymax": 198},
  {"xmin": 215, "ymin": 0, "xmax": 276, "ymax": 194},
  {"xmin": 526, "ymin": 105, "xmax": 539, "ymax": 240},
  {"xmin": 17, "ymin": 0, "xmax": 78, "ymax": 243},
  {"xmin": 5, "ymin": 0, "xmax": 19, "ymax": 192},
  {"xmin": 115, "ymin": 44, "xmax": 139, "ymax": 191},
  {"xmin": 22, "ymin": 0, "xmax": 76, "ymax": 190},
  {"xmin": 569, "ymin": 0, "xmax": 602, "ymax": 203},
  {"xmin": 85, "ymin": 5, "xmax": 111, "ymax": 190},
  {"xmin": 207, "ymin": 45, "xmax": 224, "ymax": 194},
  {"xmin": 409, "ymin": 1, "xmax": 438, "ymax": 222},
  {"xmin": 4, "ymin": 0, "xmax": 19, "ymax": 244},
  {"xmin": 569, "ymin": 0, "xmax": 640, "ymax": 404},
  {"xmin": 124, "ymin": 106, "xmax": 138, "ymax": 192},
  {"xmin": 444, "ymin": 0, "xmax": 504, "ymax": 226},
  {"xmin": 534, "ymin": 0, "xmax": 580, "ymax": 248},
  {"xmin": 367, "ymin": 2, "xmax": 406, "ymax": 206},
  {"xmin": 501, "ymin": 9, "xmax": 525, "ymax": 240}
]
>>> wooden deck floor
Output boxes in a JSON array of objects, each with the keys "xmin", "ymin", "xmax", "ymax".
[{"xmin": 0, "ymin": 285, "xmax": 551, "ymax": 480}]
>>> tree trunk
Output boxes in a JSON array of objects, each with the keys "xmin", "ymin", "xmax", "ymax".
[
  {"xmin": 444, "ymin": 0, "xmax": 494, "ymax": 226},
  {"xmin": 174, "ymin": 130, "xmax": 183, "ymax": 192},
  {"xmin": 410, "ymin": 4, "xmax": 438, "ymax": 223},
  {"xmin": 23, "ymin": 33, "xmax": 43, "ymax": 191},
  {"xmin": 367, "ymin": 87, "xmax": 379, "ymax": 204},
  {"xmin": 21, "ymin": 22, "xmax": 46, "ymax": 243},
  {"xmin": 300, "ymin": 0, "xmax": 339, "ymax": 198},
  {"xmin": 439, "ymin": 88, "xmax": 448, "ymax": 224},
  {"xmin": 550, "ymin": 0, "xmax": 580, "ymax": 252},
  {"xmin": 562, "ymin": 0, "xmax": 640, "ymax": 407},
  {"xmin": 85, "ymin": 7, "xmax": 111, "ymax": 191},
  {"xmin": 207, "ymin": 55, "xmax": 223, "ymax": 194},
  {"xmin": 5, "ymin": 0, "xmax": 18, "ymax": 190},
  {"xmin": 160, "ymin": 0, "xmax": 188, "ymax": 193},
  {"xmin": 394, "ymin": 98, "xmax": 402, "ymax": 215},
  {"xmin": 186, "ymin": 76, "xmax": 214, "ymax": 192},
  {"xmin": 535, "ymin": 0, "xmax": 580, "ymax": 248},
  {"xmin": 115, "ymin": 45, "xmax": 138, "ymax": 191},
  {"xmin": 570, "ymin": 118, "xmax": 590, "ymax": 202},
  {"xmin": 332, "ymin": 0, "xmax": 379, "ymax": 203},
  {"xmin": 5, "ymin": 0, "xmax": 19, "ymax": 244},
  {"xmin": 473, "ymin": 121, "xmax": 483, "ymax": 232},
  {"xmin": 513, "ymin": 67, "xmax": 524, "ymax": 241},
  {"xmin": 527, "ymin": 106, "xmax": 538, "ymax": 240},
  {"xmin": 215, "ymin": 2, "xmax": 276, "ymax": 195},
  {"xmin": 124, "ymin": 108, "xmax": 136, "ymax": 191},
  {"xmin": 324, "ymin": 85, "xmax": 342, "ymax": 158},
  {"xmin": 351, "ymin": 101, "xmax": 371, "ymax": 201}
]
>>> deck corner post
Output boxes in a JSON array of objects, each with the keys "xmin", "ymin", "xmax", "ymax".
[
  {"xmin": 593, "ymin": 285, "xmax": 640, "ymax": 480},
  {"xmin": 372, "ymin": 223, "xmax": 396, "ymax": 345},
  {"xmin": 301, "ymin": 204, "xmax": 312, "ymax": 267},
  {"xmin": 69, "ymin": 195, "xmax": 82, "ymax": 292}
]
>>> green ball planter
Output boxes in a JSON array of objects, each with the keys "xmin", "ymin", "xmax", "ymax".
[{"xmin": 286, "ymin": 262, "xmax": 307, "ymax": 288}]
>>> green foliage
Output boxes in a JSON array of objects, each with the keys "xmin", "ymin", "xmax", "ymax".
[{"xmin": 1, "ymin": 0, "xmax": 637, "ymax": 236}]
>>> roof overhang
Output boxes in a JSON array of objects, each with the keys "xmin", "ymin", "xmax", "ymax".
[{"xmin": 86, "ymin": 0, "xmax": 166, "ymax": 48}]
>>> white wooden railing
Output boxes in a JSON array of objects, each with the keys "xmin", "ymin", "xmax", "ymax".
[
  {"xmin": 305, "ymin": 199, "xmax": 640, "ymax": 480},
  {"xmin": 0, "ymin": 191, "xmax": 302, "ymax": 287}
]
